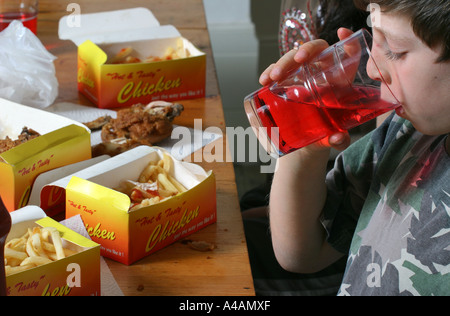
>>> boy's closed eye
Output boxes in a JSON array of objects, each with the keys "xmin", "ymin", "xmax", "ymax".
[{"xmin": 385, "ymin": 48, "xmax": 407, "ymax": 61}]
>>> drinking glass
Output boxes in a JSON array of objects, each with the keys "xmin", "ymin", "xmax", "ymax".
[
  {"xmin": 0, "ymin": 0, "xmax": 39, "ymax": 34},
  {"xmin": 244, "ymin": 29, "xmax": 400, "ymax": 157}
]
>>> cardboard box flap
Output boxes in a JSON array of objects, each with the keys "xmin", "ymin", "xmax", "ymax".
[
  {"xmin": 36, "ymin": 216, "xmax": 98, "ymax": 249},
  {"xmin": 8, "ymin": 206, "xmax": 46, "ymax": 241},
  {"xmin": 59, "ymin": 7, "xmax": 181, "ymax": 46},
  {"xmin": 0, "ymin": 98, "xmax": 89, "ymax": 140},
  {"xmin": 29, "ymin": 155, "xmax": 109, "ymax": 206},
  {"xmin": 67, "ymin": 176, "xmax": 132, "ymax": 213}
]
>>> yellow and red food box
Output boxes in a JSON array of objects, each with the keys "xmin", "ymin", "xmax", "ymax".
[
  {"xmin": 39, "ymin": 146, "xmax": 216, "ymax": 265},
  {"xmin": 0, "ymin": 98, "xmax": 91, "ymax": 214},
  {"xmin": 5, "ymin": 206, "xmax": 100, "ymax": 296},
  {"xmin": 59, "ymin": 8, "xmax": 206, "ymax": 109}
]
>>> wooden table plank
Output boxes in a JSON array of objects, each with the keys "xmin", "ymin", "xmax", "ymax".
[{"xmin": 37, "ymin": 0, "xmax": 255, "ymax": 296}]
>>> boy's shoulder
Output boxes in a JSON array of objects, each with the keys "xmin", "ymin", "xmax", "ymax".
[
  {"xmin": 374, "ymin": 113, "xmax": 447, "ymax": 161},
  {"xmin": 373, "ymin": 112, "xmax": 416, "ymax": 150}
]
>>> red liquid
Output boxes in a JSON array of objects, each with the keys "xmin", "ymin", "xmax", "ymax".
[
  {"xmin": 247, "ymin": 85, "xmax": 397, "ymax": 155},
  {"xmin": 0, "ymin": 12, "xmax": 37, "ymax": 34}
]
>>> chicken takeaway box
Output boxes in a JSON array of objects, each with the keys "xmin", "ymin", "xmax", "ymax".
[
  {"xmin": 37, "ymin": 146, "xmax": 216, "ymax": 265},
  {"xmin": 58, "ymin": 8, "xmax": 206, "ymax": 109},
  {"xmin": 0, "ymin": 98, "xmax": 91, "ymax": 213}
]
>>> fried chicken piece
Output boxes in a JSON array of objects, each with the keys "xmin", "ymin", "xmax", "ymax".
[
  {"xmin": 0, "ymin": 127, "xmax": 41, "ymax": 154},
  {"xmin": 91, "ymin": 101, "xmax": 184, "ymax": 157},
  {"xmin": 101, "ymin": 102, "xmax": 182, "ymax": 144},
  {"xmin": 83, "ymin": 115, "xmax": 112, "ymax": 131}
]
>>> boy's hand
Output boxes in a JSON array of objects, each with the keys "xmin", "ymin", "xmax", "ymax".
[
  {"xmin": 259, "ymin": 39, "xmax": 330, "ymax": 86},
  {"xmin": 259, "ymin": 28, "xmax": 354, "ymax": 153}
]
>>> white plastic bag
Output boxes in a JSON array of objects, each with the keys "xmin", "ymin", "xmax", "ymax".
[{"xmin": 0, "ymin": 20, "xmax": 58, "ymax": 108}]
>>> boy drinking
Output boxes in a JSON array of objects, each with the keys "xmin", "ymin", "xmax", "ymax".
[{"xmin": 261, "ymin": 0, "xmax": 449, "ymax": 295}]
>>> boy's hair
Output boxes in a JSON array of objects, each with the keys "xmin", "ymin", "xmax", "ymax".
[{"xmin": 353, "ymin": 0, "xmax": 450, "ymax": 62}]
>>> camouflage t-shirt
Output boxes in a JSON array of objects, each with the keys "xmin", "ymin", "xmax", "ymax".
[{"xmin": 321, "ymin": 113, "xmax": 450, "ymax": 296}]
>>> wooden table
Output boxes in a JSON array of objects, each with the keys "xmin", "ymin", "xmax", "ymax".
[{"xmin": 37, "ymin": 0, "xmax": 255, "ymax": 296}]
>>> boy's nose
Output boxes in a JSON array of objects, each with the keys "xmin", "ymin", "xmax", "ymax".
[
  {"xmin": 367, "ymin": 52, "xmax": 391, "ymax": 85},
  {"xmin": 367, "ymin": 56, "xmax": 382, "ymax": 82}
]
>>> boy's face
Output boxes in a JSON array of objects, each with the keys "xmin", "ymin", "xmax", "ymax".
[{"xmin": 368, "ymin": 12, "xmax": 450, "ymax": 136}]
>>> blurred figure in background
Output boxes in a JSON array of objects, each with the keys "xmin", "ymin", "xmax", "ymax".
[{"xmin": 279, "ymin": 0, "xmax": 368, "ymax": 55}]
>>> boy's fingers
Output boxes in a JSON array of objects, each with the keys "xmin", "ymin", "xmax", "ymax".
[
  {"xmin": 271, "ymin": 39, "xmax": 330, "ymax": 82},
  {"xmin": 314, "ymin": 132, "xmax": 351, "ymax": 151},
  {"xmin": 328, "ymin": 132, "xmax": 351, "ymax": 151},
  {"xmin": 337, "ymin": 27, "xmax": 354, "ymax": 41},
  {"xmin": 259, "ymin": 63, "xmax": 276, "ymax": 85},
  {"xmin": 259, "ymin": 39, "xmax": 330, "ymax": 85},
  {"xmin": 293, "ymin": 39, "xmax": 329, "ymax": 63},
  {"xmin": 269, "ymin": 49, "xmax": 300, "ymax": 82}
]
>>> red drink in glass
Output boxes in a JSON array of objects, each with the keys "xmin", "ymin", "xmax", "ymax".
[
  {"xmin": 246, "ymin": 84, "xmax": 397, "ymax": 155},
  {"xmin": 245, "ymin": 30, "xmax": 401, "ymax": 157},
  {"xmin": 0, "ymin": 11, "xmax": 37, "ymax": 34}
]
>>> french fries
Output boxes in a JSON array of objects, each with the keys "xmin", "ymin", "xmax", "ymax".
[
  {"xmin": 118, "ymin": 153, "xmax": 187, "ymax": 211},
  {"xmin": 4, "ymin": 227, "xmax": 76, "ymax": 276}
]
